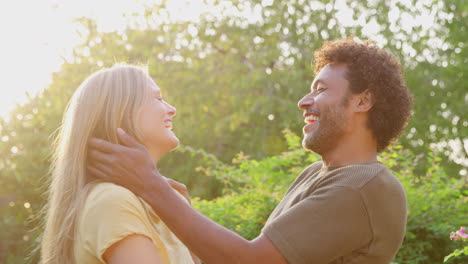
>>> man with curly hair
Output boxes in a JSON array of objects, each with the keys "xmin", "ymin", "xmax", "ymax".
[{"xmin": 89, "ymin": 38, "xmax": 413, "ymax": 264}]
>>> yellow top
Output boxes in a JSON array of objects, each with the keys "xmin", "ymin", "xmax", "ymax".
[{"xmin": 74, "ymin": 182, "xmax": 194, "ymax": 264}]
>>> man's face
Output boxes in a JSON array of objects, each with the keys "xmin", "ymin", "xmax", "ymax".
[{"xmin": 298, "ymin": 63, "xmax": 352, "ymax": 155}]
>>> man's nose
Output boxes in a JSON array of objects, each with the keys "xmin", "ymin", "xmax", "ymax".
[{"xmin": 298, "ymin": 94, "xmax": 314, "ymax": 110}]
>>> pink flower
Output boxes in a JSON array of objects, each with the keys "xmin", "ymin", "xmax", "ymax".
[
  {"xmin": 456, "ymin": 226, "xmax": 468, "ymax": 239},
  {"xmin": 450, "ymin": 231, "xmax": 459, "ymax": 240},
  {"xmin": 450, "ymin": 226, "xmax": 468, "ymax": 240}
]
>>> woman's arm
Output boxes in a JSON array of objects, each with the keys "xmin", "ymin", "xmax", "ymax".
[{"xmin": 103, "ymin": 235, "xmax": 163, "ymax": 264}]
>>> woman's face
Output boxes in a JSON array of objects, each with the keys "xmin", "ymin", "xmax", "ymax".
[{"xmin": 137, "ymin": 78, "xmax": 179, "ymax": 161}]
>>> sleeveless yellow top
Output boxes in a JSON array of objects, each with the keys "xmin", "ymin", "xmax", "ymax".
[{"xmin": 74, "ymin": 182, "xmax": 194, "ymax": 264}]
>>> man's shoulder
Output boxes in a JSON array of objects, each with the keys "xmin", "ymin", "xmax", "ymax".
[
  {"xmin": 322, "ymin": 162, "xmax": 390, "ymax": 189},
  {"xmin": 325, "ymin": 162, "xmax": 406, "ymax": 198}
]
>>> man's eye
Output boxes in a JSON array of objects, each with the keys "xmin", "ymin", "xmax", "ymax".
[{"xmin": 317, "ymin": 87, "xmax": 325, "ymax": 93}]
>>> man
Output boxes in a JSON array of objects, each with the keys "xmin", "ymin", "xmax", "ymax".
[{"xmin": 89, "ymin": 38, "xmax": 412, "ymax": 263}]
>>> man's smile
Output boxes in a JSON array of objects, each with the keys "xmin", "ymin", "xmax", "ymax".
[
  {"xmin": 304, "ymin": 115, "xmax": 320, "ymax": 123},
  {"xmin": 303, "ymin": 114, "xmax": 320, "ymax": 134}
]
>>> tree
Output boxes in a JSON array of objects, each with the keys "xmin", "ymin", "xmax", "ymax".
[{"xmin": 0, "ymin": 0, "xmax": 465, "ymax": 262}]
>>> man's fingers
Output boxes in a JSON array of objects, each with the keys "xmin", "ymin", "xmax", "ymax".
[
  {"xmin": 166, "ymin": 178, "xmax": 187, "ymax": 192},
  {"xmin": 89, "ymin": 160, "xmax": 116, "ymax": 178},
  {"xmin": 87, "ymin": 166, "xmax": 112, "ymax": 182},
  {"xmin": 88, "ymin": 149, "xmax": 113, "ymax": 164},
  {"xmin": 166, "ymin": 178, "xmax": 191, "ymax": 203},
  {"xmin": 117, "ymin": 128, "xmax": 141, "ymax": 148},
  {"xmin": 89, "ymin": 137, "xmax": 121, "ymax": 153}
]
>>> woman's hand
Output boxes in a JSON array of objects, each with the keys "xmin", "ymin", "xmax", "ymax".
[
  {"xmin": 87, "ymin": 128, "xmax": 168, "ymax": 199},
  {"xmin": 165, "ymin": 177, "xmax": 192, "ymax": 205}
]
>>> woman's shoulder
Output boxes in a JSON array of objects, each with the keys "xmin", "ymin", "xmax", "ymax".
[
  {"xmin": 77, "ymin": 183, "xmax": 159, "ymax": 262},
  {"xmin": 83, "ymin": 182, "xmax": 143, "ymax": 215},
  {"xmin": 89, "ymin": 181, "xmax": 137, "ymax": 199},
  {"xmin": 89, "ymin": 181, "xmax": 133, "ymax": 196}
]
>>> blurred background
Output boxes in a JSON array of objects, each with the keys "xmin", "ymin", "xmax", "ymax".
[{"xmin": 0, "ymin": 0, "xmax": 466, "ymax": 263}]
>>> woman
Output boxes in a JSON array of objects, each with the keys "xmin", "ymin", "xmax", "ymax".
[{"xmin": 41, "ymin": 65, "xmax": 199, "ymax": 264}]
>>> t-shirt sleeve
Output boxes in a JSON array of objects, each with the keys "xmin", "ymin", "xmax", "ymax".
[
  {"xmin": 262, "ymin": 186, "xmax": 372, "ymax": 264},
  {"xmin": 81, "ymin": 184, "xmax": 157, "ymax": 262}
]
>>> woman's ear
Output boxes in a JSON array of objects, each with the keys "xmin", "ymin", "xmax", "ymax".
[{"xmin": 354, "ymin": 89, "xmax": 374, "ymax": 113}]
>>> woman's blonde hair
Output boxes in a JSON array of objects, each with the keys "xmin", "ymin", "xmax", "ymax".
[{"xmin": 40, "ymin": 64, "xmax": 152, "ymax": 264}]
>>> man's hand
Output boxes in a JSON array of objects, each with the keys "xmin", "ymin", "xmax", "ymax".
[{"xmin": 87, "ymin": 128, "xmax": 166, "ymax": 198}]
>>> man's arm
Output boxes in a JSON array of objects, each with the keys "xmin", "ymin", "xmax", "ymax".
[
  {"xmin": 143, "ymin": 177, "xmax": 286, "ymax": 264},
  {"xmin": 163, "ymin": 177, "xmax": 201, "ymax": 264},
  {"xmin": 88, "ymin": 128, "xmax": 288, "ymax": 264}
]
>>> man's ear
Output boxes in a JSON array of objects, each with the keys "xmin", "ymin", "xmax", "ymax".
[{"xmin": 354, "ymin": 89, "xmax": 374, "ymax": 113}]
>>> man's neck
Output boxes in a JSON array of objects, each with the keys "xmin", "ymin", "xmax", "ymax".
[{"xmin": 321, "ymin": 130, "xmax": 378, "ymax": 168}]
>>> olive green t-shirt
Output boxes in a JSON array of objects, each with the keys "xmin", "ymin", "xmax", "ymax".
[{"xmin": 262, "ymin": 161, "xmax": 407, "ymax": 264}]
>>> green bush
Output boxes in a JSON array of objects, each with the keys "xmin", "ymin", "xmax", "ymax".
[
  {"xmin": 191, "ymin": 130, "xmax": 467, "ymax": 263},
  {"xmin": 384, "ymin": 148, "xmax": 468, "ymax": 264}
]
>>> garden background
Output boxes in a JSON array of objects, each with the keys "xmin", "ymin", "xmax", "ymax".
[{"xmin": 0, "ymin": 0, "xmax": 466, "ymax": 263}]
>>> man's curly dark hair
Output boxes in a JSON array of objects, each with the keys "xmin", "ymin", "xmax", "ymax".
[{"xmin": 313, "ymin": 38, "xmax": 413, "ymax": 152}]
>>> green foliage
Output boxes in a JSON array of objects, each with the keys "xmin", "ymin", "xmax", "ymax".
[
  {"xmin": 444, "ymin": 246, "xmax": 468, "ymax": 262},
  {"xmin": 0, "ymin": 0, "xmax": 466, "ymax": 263},
  {"xmin": 445, "ymin": 245, "xmax": 468, "ymax": 263},
  {"xmin": 380, "ymin": 147, "xmax": 467, "ymax": 263}
]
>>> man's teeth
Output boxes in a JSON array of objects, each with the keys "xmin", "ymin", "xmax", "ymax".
[{"xmin": 304, "ymin": 115, "xmax": 320, "ymax": 123}]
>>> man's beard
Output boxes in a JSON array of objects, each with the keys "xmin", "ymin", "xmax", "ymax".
[{"xmin": 302, "ymin": 96, "xmax": 350, "ymax": 155}]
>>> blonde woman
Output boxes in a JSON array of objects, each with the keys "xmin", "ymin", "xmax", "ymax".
[{"xmin": 41, "ymin": 65, "xmax": 200, "ymax": 264}]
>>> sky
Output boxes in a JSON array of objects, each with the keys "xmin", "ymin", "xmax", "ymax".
[{"xmin": 0, "ymin": 0, "xmax": 208, "ymax": 119}]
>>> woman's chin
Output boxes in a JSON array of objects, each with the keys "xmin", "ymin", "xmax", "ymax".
[
  {"xmin": 168, "ymin": 137, "xmax": 180, "ymax": 151},
  {"xmin": 145, "ymin": 137, "xmax": 179, "ymax": 161},
  {"xmin": 161, "ymin": 136, "xmax": 180, "ymax": 153}
]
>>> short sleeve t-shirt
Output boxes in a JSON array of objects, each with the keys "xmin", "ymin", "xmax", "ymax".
[
  {"xmin": 74, "ymin": 182, "xmax": 194, "ymax": 264},
  {"xmin": 262, "ymin": 161, "xmax": 407, "ymax": 264}
]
